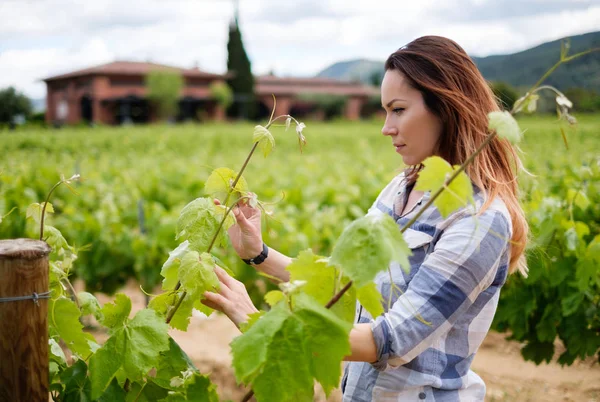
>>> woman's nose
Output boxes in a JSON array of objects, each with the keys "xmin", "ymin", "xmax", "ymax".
[{"xmin": 381, "ymin": 123, "xmax": 396, "ymax": 137}]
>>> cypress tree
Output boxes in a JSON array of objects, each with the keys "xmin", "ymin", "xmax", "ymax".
[{"xmin": 226, "ymin": 6, "xmax": 255, "ymax": 119}]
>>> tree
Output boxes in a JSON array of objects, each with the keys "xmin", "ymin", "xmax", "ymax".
[
  {"xmin": 0, "ymin": 86, "xmax": 32, "ymax": 125},
  {"xmin": 490, "ymin": 81, "xmax": 519, "ymax": 111},
  {"xmin": 145, "ymin": 70, "xmax": 183, "ymax": 121},
  {"xmin": 210, "ymin": 81, "xmax": 234, "ymax": 109},
  {"xmin": 226, "ymin": 11, "xmax": 255, "ymax": 119}
]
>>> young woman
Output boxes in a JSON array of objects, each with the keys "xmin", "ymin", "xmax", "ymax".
[{"xmin": 201, "ymin": 35, "xmax": 528, "ymax": 401}]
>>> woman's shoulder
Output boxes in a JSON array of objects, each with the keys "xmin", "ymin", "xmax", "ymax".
[{"xmin": 452, "ymin": 187, "xmax": 513, "ymax": 239}]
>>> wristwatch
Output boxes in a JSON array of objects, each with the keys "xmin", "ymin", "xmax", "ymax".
[{"xmin": 242, "ymin": 243, "xmax": 269, "ymax": 265}]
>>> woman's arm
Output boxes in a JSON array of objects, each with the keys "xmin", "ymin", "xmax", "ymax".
[
  {"xmin": 202, "ymin": 270, "xmax": 377, "ymax": 362},
  {"xmin": 253, "ymin": 246, "xmax": 292, "ymax": 283},
  {"xmin": 346, "ymin": 324, "xmax": 378, "ymax": 363}
]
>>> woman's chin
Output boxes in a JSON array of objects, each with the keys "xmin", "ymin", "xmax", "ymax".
[{"xmin": 401, "ymin": 156, "xmax": 419, "ymax": 166}]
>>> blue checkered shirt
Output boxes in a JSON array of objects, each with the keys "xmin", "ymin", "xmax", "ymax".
[{"xmin": 341, "ymin": 173, "xmax": 512, "ymax": 401}]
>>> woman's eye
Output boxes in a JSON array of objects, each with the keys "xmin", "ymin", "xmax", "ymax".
[{"xmin": 393, "ymin": 108, "xmax": 405, "ymax": 114}]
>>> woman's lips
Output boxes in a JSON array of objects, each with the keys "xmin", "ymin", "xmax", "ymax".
[{"xmin": 395, "ymin": 144, "xmax": 406, "ymax": 153}]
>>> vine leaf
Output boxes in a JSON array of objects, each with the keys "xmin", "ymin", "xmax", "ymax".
[
  {"xmin": 286, "ymin": 250, "xmax": 355, "ymax": 322},
  {"xmin": 26, "ymin": 202, "xmax": 54, "ymax": 224},
  {"xmin": 161, "ymin": 241, "xmax": 191, "ymax": 290},
  {"xmin": 356, "ymin": 282, "xmax": 384, "ymax": 318},
  {"xmin": 89, "ymin": 308, "xmax": 169, "ymax": 399},
  {"xmin": 253, "ymin": 125, "xmax": 275, "ymax": 157},
  {"xmin": 99, "ymin": 293, "xmax": 131, "ymax": 330},
  {"xmin": 415, "ymin": 156, "xmax": 474, "ymax": 218},
  {"xmin": 330, "ymin": 214, "xmax": 411, "ymax": 288},
  {"xmin": 49, "ymin": 297, "xmax": 94, "ymax": 358},
  {"xmin": 204, "ymin": 167, "xmax": 248, "ymax": 205},
  {"xmin": 488, "ymin": 110, "xmax": 523, "ymax": 144},
  {"xmin": 231, "ymin": 293, "xmax": 351, "ymax": 401},
  {"xmin": 176, "ymin": 197, "xmax": 228, "ymax": 251}
]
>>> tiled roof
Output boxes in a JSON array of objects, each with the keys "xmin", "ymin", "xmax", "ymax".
[
  {"xmin": 42, "ymin": 61, "xmax": 378, "ymax": 97},
  {"xmin": 256, "ymin": 75, "xmax": 378, "ymax": 97},
  {"xmin": 42, "ymin": 61, "xmax": 226, "ymax": 81}
]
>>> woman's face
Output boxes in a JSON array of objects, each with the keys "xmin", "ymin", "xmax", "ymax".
[{"xmin": 380, "ymin": 70, "xmax": 443, "ymax": 166}]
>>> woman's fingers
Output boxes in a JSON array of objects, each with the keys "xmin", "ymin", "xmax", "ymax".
[
  {"xmin": 232, "ymin": 206, "xmax": 253, "ymax": 232},
  {"xmin": 213, "ymin": 198, "xmax": 221, "ymax": 206},
  {"xmin": 214, "ymin": 266, "xmax": 241, "ymax": 290},
  {"xmin": 202, "ymin": 291, "xmax": 229, "ymax": 311}
]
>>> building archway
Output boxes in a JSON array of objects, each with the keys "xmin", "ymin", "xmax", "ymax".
[{"xmin": 80, "ymin": 95, "xmax": 93, "ymax": 123}]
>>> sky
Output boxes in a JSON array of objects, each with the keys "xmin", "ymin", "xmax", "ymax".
[{"xmin": 0, "ymin": 0, "xmax": 599, "ymax": 99}]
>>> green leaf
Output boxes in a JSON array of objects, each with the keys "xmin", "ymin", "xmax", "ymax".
[
  {"xmin": 45, "ymin": 225, "xmax": 69, "ymax": 251},
  {"xmin": 561, "ymin": 291, "xmax": 584, "ymax": 317},
  {"xmin": 286, "ymin": 250, "xmax": 355, "ymax": 322},
  {"xmin": 521, "ymin": 340, "xmax": 554, "ymax": 365},
  {"xmin": 178, "ymin": 251, "xmax": 220, "ymax": 298},
  {"xmin": 159, "ymin": 373, "xmax": 219, "ymax": 402},
  {"xmin": 60, "ymin": 359, "xmax": 92, "ymax": 402},
  {"xmin": 252, "ymin": 316, "xmax": 314, "ymax": 402},
  {"xmin": 78, "ymin": 291, "xmax": 103, "ymax": 321},
  {"xmin": 239, "ymin": 311, "xmax": 265, "ymax": 333},
  {"xmin": 264, "ymin": 290, "xmax": 285, "ymax": 307},
  {"xmin": 91, "ymin": 308, "xmax": 170, "ymax": 398},
  {"xmin": 49, "ymin": 297, "xmax": 92, "ymax": 358},
  {"xmin": 330, "ymin": 214, "xmax": 411, "ymax": 287},
  {"xmin": 161, "ymin": 241, "xmax": 190, "ymax": 290},
  {"xmin": 99, "ymin": 293, "xmax": 132, "ymax": 330},
  {"xmin": 567, "ymin": 189, "xmax": 590, "ymax": 211},
  {"xmin": 231, "ymin": 294, "xmax": 352, "ymax": 401},
  {"xmin": 414, "ymin": 156, "xmax": 474, "ymax": 218},
  {"xmin": 535, "ymin": 304, "xmax": 560, "ymax": 342},
  {"xmin": 176, "ymin": 197, "xmax": 226, "ymax": 252},
  {"xmin": 231, "ymin": 301, "xmax": 291, "ymax": 384},
  {"xmin": 488, "ymin": 110, "xmax": 523, "ymax": 143},
  {"xmin": 169, "ymin": 292, "xmax": 195, "ymax": 331},
  {"xmin": 513, "ymin": 94, "xmax": 539, "ymax": 114},
  {"xmin": 204, "ymin": 167, "xmax": 249, "ymax": 205},
  {"xmin": 253, "ymin": 125, "xmax": 275, "ymax": 157},
  {"xmin": 293, "ymin": 293, "xmax": 352, "ymax": 396},
  {"xmin": 126, "ymin": 380, "xmax": 170, "ymax": 402},
  {"xmin": 49, "ymin": 338, "xmax": 67, "ymax": 365},
  {"xmin": 26, "ymin": 202, "xmax": 54, "ymax": 224},
  {"xmin": 154, "ymin": 337, "xmax": 198, "ymax": 390},
  {"xmin": 90, "ymin": 335, "xmax": 123, "ymax": 399},
  {"xmin": 356, "ymin": 282, "xmax": 384, "ymax": 318},
  {"xmin": 97, "ymin": 378, "xmax": 127, "ymax": 402}
]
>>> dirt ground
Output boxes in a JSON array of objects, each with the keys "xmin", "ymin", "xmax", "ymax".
[{"xmin": 89, "ymin": 281, "xmax": 600, "ymax": 402}]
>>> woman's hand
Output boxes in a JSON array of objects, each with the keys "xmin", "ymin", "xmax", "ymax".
[
  {"xmin": 201, "ymin": 266, "xmax": 259, "ymax": 329},
  {"xmin": 215, "ymin": 197, "xmax": 263, "ymax": 259}
]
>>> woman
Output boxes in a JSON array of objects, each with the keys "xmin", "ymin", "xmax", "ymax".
[{"xmin": 202, "ymin": 35, "xmax": 528, "ymax": 401}]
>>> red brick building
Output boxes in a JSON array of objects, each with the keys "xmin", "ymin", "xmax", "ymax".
[{"xmin": 42, "ymin": 61, "xmax": 377, "ymax": 125}]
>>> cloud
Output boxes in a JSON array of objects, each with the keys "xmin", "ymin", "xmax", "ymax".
[{"xmin": 0, "ymin": 0, "xmax": 597, "ymax": 98}]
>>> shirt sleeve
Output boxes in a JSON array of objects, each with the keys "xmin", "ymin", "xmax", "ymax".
[{"xmin": 369, "ymin": 208, "xmax": 512, "ymax": 370}]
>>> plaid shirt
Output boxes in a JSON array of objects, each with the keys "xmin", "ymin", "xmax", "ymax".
[{"xmin": 341, "ymin": 173, "xmax": 512, "ymax": 402}]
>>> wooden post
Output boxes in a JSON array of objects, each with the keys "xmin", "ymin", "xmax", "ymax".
[{"xmin": 0, "ymin": 239, "xmax": 51, "ymax": 402}]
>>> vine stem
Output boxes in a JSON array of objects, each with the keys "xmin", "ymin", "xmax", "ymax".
[
  {"xmin": 39, "ymin": 181, "xmax": 63, "ymax": 240},
  {"xmin": 166, "ymin": 113, "xmax": 289, "ymax": 324}
]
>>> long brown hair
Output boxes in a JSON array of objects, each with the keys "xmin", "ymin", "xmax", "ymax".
[{"xmin": 385, "ymin": 35, "xmax": 528, "ymax": 275}]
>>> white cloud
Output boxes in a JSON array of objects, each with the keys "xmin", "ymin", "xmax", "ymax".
[{"xmin": 0, "ymin": 0, "xmax": 597, "ymax": 98}]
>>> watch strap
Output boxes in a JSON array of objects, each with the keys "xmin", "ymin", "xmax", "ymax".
[{"xmin": 242, "ymin": 243, "xmax": 269, "ymax": 265}]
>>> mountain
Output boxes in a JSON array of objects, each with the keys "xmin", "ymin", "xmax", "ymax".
[
  {"xmin": 31, "ymin": 98, "xmax": 46, "ymax": 113},
  {"xmin": 316, "ymin": 59, "xmax": 384, "ymax": 84},
  {"xmin": 316, "ymin": 31, "xmax": 600, "ymax": 92}
]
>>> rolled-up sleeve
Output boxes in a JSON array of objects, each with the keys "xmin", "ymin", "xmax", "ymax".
[{"xmin": 370, "ymin": 209, "xmax": 511, "ymax": 370}]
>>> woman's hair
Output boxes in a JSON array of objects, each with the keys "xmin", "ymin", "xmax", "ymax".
[{"xmin": 385, "ymin": 35, "xmax": 528, "ymax": 275}]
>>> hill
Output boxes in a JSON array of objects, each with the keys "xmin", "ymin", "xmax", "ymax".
[{"xmin": 316, "ymin": 31, "xmax": 600, "ymax": 92}]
